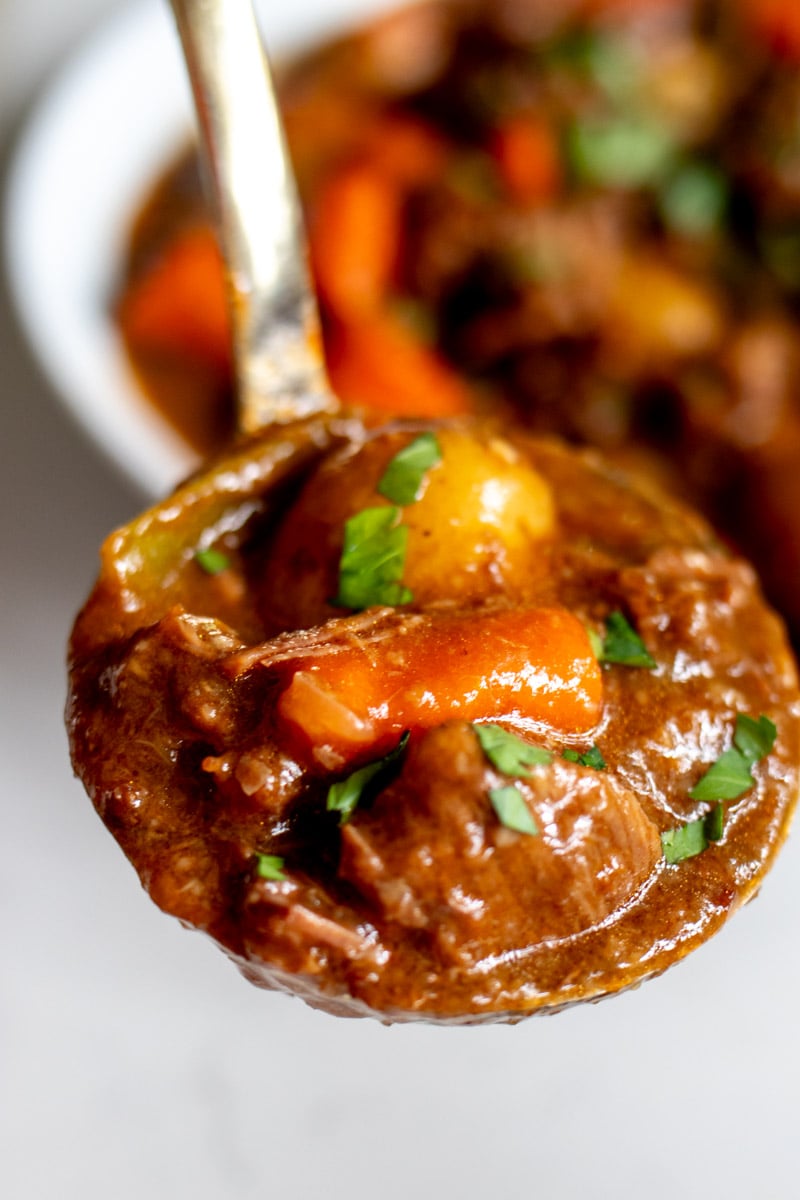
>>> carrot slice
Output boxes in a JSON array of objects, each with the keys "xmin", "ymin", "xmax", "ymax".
[
  {"xmin": 276, "ymin": 606, "xmax": 603, "ymax": 768},
  {"xmin": 740, "ymin": 0, "xmax": 800, "ymax": 60},
  {"xmin": 310, "ymin": 163, "xmax": 402, "ymax": 319},
  {"xmin": 117, "ymin": 225, "xmax": 231, "ymax": 374},
  {"xmin": 361, "ymin": 114, "xmax": 449, "ymax": 187},
  {"xmin": 325, "ymin": 312, "xmax": 472, "ymax": 417},
  {"xmin": 491, "ymin": 115, "xmax": 562, "ymax": 206}
]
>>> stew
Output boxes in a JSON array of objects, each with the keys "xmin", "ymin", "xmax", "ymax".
[
  {"xmin": 117, "ymin": 0, "xmax": 800, "ymax": 644},
  {"xmin": 68, "ymin": 413, "xmax": 800, "ymax": 1020}
]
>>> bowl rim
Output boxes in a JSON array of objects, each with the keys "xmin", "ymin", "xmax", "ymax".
[{"xmin": 4, "ymin": 0, "xmax": 402, "ymax": 499}]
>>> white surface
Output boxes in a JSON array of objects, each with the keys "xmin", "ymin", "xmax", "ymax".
[{"xmin": 3, "ymin": 3, "xmax": 800, "ymax": 1199}]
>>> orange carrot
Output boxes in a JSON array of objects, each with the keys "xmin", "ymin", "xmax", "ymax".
[
  {"xmin": 276, "ymin": 606, "xmax": 603, "ymax": 768},
  {"xmin": 740, "ymin": 0, "xmax": 800, "ymax": 60},
  {"xmin": 117, "ymin": 225, "xmax": 230, "ymax": 374},
  {"xmin": 491, "ymin": 115, "xmax": 562, "ymax": 206},
  {"xmin": 325, "ymin": 312, "xmax": 472, "ymax": 417},
  {"xmin": 361, "ymin": 114, "xmax": 449, "ymax": 187},
  {"xmin": 310, "ymin": 163, "xmax": 402, "ymax": 319}
]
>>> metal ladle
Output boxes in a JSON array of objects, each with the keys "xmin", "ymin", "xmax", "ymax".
[{"xmin": 168, "ymin": 0, "xmax": 338, "ymax": 433}]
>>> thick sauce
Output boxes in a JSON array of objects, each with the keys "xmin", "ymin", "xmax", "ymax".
[{"xmin": 68, "ymin": 416, "xmax": 800, "ymax": 1020}]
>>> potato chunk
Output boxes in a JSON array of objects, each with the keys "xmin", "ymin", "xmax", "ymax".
[{"xmin": 260, "ymin": 425, "xmax": 555, "ymax": 631}]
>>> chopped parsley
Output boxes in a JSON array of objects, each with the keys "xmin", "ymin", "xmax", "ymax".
[
  {"xmin": 663, "ymin": 714, "xmax": 776, "ymax": 863},
  {"xmin": 254, "ymin": 853, "xmax": 286, "ymax": 881},
  {"xmin": 659, "ymin": 161, "xmax": 728, "ymax": 236},
  {"xmin": 661, "ymin": 809, "xmax": 718, "ymax": 864},
  {"xmin": 690, "ymin": 714, "xmax": 777, "ymax": 802},
  {"xmin": 566, "ymin": 116, "xmax": 675, "ymax": 189},
  {"xmin": 195, "ymin": 547, "xmax": 230, "ymax": 575},
  {"xmin": 473, "ymin": 723, "xmax": 552, "ymax": 775},
  {"xmin": 705, "ymin": 802, "xmax": 725, "ymax": 843},
  {"xmin": 734, "ymin": 713, "xmax": 777, "ymax": 765},
  {"xmin": 326, "ymin": 733, "xmax": 410, "ymax": 825},
  {"xmin": 598, "ymin": 611, "xmax": 656, "ymax": 668},
  {"xmin": 490, "ymin": 785, "xmax": 539, "ymax": 836},
  {"xmin": 333, "ymin": 506, "xmax": 413, "ymax": 610},
  {"xmin": 377, "ymin": 433, "xmax": 442, "ymax": 506},
  {"xmin": 542, "ymin": 28, "xmax": 638, "ymax": 101},
  {"xmin": 563, "ymin": 744, "xmax": 607, "ymax": 770}
]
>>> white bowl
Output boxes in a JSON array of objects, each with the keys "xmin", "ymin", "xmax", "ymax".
[{"xmin": 5, "ymin": 0, "xmax": 398, "ymax": 498}]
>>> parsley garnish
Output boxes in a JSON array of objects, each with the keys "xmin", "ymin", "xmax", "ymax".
[
  {"xmin": 377, "ymin": 433, "xmax": 442, "ymax": 506},
  {"xmin": 563, "ymin": 744, "xmax": 607, "ymax": 770},
  {"xmin": 689, "ymin": 747, "xmax": 755, "ymax": 802},
  {"xmin": 660, "ymin": 161, "xmax": 728, "ymax": 237},
  {"xmin": 598, "ymin": 611, "xmax": 656, "ymax": 668},
  {"xmin": 490, "ymin": 785, "xmax": 539, "ymax": 836},
  {"xmin": 255, "ymin": 854, "xmax": 286, "ymax": 881},
  {"xmin": 705, "ymin": 802, "xmax": 725, "ymax": 843},
  {"xmin": 333, "ymin": 506, "xmax": 413, "ymax": 610},
  {"xmin": 690, "ymin": 714, "xmax": 777, "ymax": 802},
  {"xmin": 661, "ymin": 810, "xmax": 718, "ymax": 864},
  {"xmin": 473, "ymin": 724, "xmax": 552, "ymax": 775},
  {"xmin": 734, "ymin": 713, "xmax": 777, "ymax": 765},
  {"xmin": 567, "ymin": 116, "xmax": 675, "ymax": 189},
  {"xmin": 326, "ymin": 733, "xmax": 410, "ymax": 825},
  {"xmin": 195, "ymin": 547, "xmax": 230, "ymax": 575},
  {"xmin": 663, "ymin": 714, "xmax": 776, "ymax": 863}
]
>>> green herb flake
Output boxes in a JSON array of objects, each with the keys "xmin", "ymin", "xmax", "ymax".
[
  {"xmin": 599, "ymin": 611, "xmax": 656, "ymax": 668},
  {"xmin": 661, "ymin": 817, "xmax": 709, "ymax": 864},
  {"xmin": 195, "ymin": 547, "xmax": 230, "ymax": 575},
  {"xmin": 566, "ymin": 116, "xmax": 675, "ymax": 189},
  {"xmin": 563, "ymin": 744, "xmax": 607, "ymax": 770},
  {"xmin": 734, "ymin": 714, "xmax": 777, "ymax": 765},
  {"xmin": 660, "ymin": 161, "xmax": 728, "ymax": 236},
  {"xmin": 705, "ymin": 802, "xmax": 724, "ymax": 843},
  {"xmin": 586, "ymin": 626, "xmax": 604, "ymax": 660},
  {"xmin": 689, "ymin": 746, "xmax": 754, "ymax": 802},
  {"xmin": 667, "ymin": 715, "xmax": 776, "ymax": 861},
  {"xmin": 490, "ymin": 785, "xmax": 539, "ymax": 836},
  {"xmin": 474, "ymin": 724, "xmax": 553, "ymax": 776},
  {"xmin": 690, "ymin": 713, "xmax": 777, "ymax": 802},
  {"xmin": 326, "ymin": 733, "xmax": 410, "ymax": 825},
  {"xmin": 333, "ymin": 506, "xmax": 413, "ymax": 610},
  {"xmin": 377, "ymin": 433, "xmax": 443, "ymax": 506},
  {"xmin": 662, "ymin": 803, "xmax": 725, "ymax": 864},
  {"xmin": 255, "ymin": 854, "xmax": 286, "ymax": 881},
  {"xmin": 542, "ymin": 29, "xmax": 638, "ymax": 100}
]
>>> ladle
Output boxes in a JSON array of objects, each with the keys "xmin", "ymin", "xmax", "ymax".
[
  {"xmin": 168, "ymin": 0, "xmax": 337, "ymax": 433},
  {"xmin": 66, "ymin": 0, "xmax": 800, "ymax": 1023}
]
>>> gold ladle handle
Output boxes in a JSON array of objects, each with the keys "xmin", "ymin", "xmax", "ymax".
[{"xmin": 168, "ymin": 0, "xmax": 337, "ymax": 433}]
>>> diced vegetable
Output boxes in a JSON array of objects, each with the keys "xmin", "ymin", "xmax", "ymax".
[
  {"xmin": 255, "ymin": 854, "xmax": 287, "ymax": 881},
  {"xmin": 566, "ymin": 116, "xmax": 675, "ymax": 189},
  {"xmin": 598, "ymin": 612, "xmax": 656, "ymax": 668},
  {"xmin": 604, "ymin": 256, "xmax": 723, "ymax": 364},
  {"xmin": 377, "ymin": 432, "xmax": 443, "ymax": 505},
  {"xmin": 117, "ymin": 225, "xmax": 230, "ymax": 373},
  {"xmin": 276, "ymin": 606, "xmax": 603, "ymax": 767},
  {"xmin": 325, "ymin": 312, "xmax": 472, "ymax": 417},
  {"xmin": 333, "ymin": 506, "xmax": 413, "ymax": 610},
  {"xmin": 741, "ymin": 0, "xmax": 800, "ymax": 62},
  {"xmin": 310, "ymin": 163, "xmax": 402, "ymax": 319},
  {"xmin": 326, "ymin": 733, "xmax": 409, "ymax": 824},
  {"xmin": 473, "ymin": 724, "xmax": 553, "ymax": 775},
  {"xmin": 660, "ymin": 161, "xmax": 728, "ymax": 235},
  {"xmin": 490, "ymin": 786, "xmax": 539, "ymax": 836},
  {"xmin": 491, "ymin": 114, "xmax": 562, "ymax": 205}
]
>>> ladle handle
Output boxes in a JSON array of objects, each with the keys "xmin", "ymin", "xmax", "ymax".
[{"xmin": 169, "ymin": 0, "xmax": 336, "ymax": 433}]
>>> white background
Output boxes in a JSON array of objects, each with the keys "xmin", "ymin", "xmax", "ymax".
[{"xmin": 2, "ymin": 3, "xmax": 800, "ymax": 1198}]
